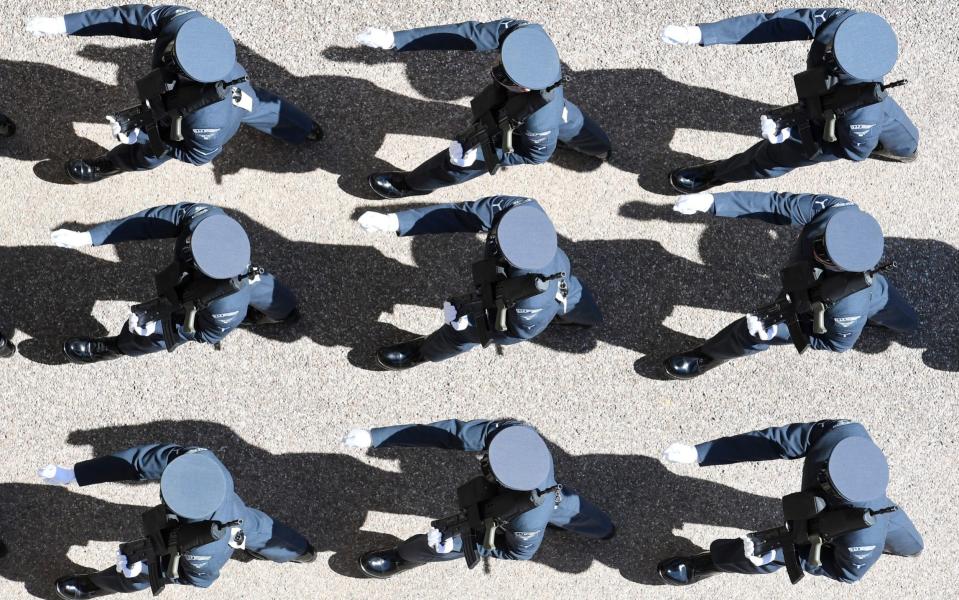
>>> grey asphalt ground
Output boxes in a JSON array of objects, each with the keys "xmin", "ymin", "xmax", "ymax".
[{"xmin": 1, "ymin": 1, "xmax": 957, "ymax": 598}]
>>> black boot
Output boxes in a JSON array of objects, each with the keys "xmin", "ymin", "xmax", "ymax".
[
  {"xmin": 358, "ymin": 547, "xmax": 424, "ymax": 579},
  {"xmin": 669, "ymin": 161, "xmax": 721, "ymax": 193},
  {"xmin": 65, "ymin": 156, "xmax": 121, "ymax": 184},
  {"xmin": 376, "ymin": 337, "xmax": 426, "ymax": 370},
  {"xmin": 657, "ymin": 552, "xmax": 721, "ymax": 586},
  {"xmin": 663, "ymin": 348, "xmax": 725, "ymax": 380},
  {"xmin": 55, "ymin": 574, "xmax": 111, "ymax": 599},
  {"xmin": 0, "ymin": 114, "xmax": 15, "ymax": 137},
  {"xmin": 240, "ymin": 307, "xmax": 300, "ymax": 328},
  {"xmin": 869, "ymin": 144, "xmax": 918, "ymax": 163},
  {"xmin": 63, "ymin": 337, "xmax": 121, "ymax": 364},
  {"xmin": 368, "ymin": 172, "xmax": 430, "ymax": 200},
  {"xmin": 0, "ymin": 333, "xmax": 14, "ymax": 359},
  {"xmin": 306, "ymin": 121, "xmax": 324, "ymax": 142}
]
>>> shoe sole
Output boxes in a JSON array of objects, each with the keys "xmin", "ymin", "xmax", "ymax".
[
  {"xmin": 357, "ymin": 555, "xmax": 393, "ymax": 579},
  {"xmin": 662, "ymin": 358, "xmax": 699, "ymax": 381},
  {"xmin": 367, "ymin": 174, "xmax": 404, "ymax": 200}
]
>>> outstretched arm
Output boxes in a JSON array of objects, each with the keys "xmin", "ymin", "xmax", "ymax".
[
  {"xmin": 371, "ymin": 419, "xmax": 518, "ymax": 450},
  {"xmin": 393, "ymin": 18, "xmax": 528, "ymax": 52},
  {"xmin": 73, "ymin": 443, "xmax": 201, "ymax": 485},
  {"xmin": 696, "ymin": 420, "xmax": 844, "ymax": 466},
  {"xmin": 698, "ymin": 8, "xmax": 850, "ymax": 46},
  {"xmin": 396, "ymin": 195, "xmax": 539, "ymax": 236},
  {"xmin": 64, "ymin": 4, "xmax": 194, "ymax": 39},
  {"xmin": 88, "ymin": 202, "xmax": 214, "ymax": 245},
  {"xmin": 711, "ymin": 191, "xmax": 855, "ymax": 226}
]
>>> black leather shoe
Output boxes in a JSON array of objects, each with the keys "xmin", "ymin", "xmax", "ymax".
[
  {"xmin": 63, "ymin": 337, "xmax": 121, "ymax": 364},
  {"xmin": 0, "ymin": 115, "xmax": 15, "ymax": 137},
  {"xmin": 55, "ymin": 575, "xmax": 110, "ymax": 599},
  {"xmin": 376, "ymin": 337, "xmax": 426, "ymax": 370},
  {"xmin": 669, "ymin": 161, "xmax": 721, "ymax": 193},
  {"xmin": 306, "ymin": 121, "xmax": 324, "ymax": 142},
  {"xmin": 663, "ymin": 349, "xmax": 723, "ymax": 380},
  {"xmin": 368, "ymin": 172, "xmax": 429, "ymax": 200},
  {"xmin": 658, "ymin": 552, "xmax": 720, "ymax": 586},
  {"xmin": 358, "ymin": 548, "xmax": 422, "ymax": 579},
  {"xmin": 292, "ymin": 543, "xmax": 317, "ymax": 564},
  {"xmin": 0, "ymin": 334, "xmax": 14, "ymax": 359},
  {"xmin": 65, "ymin": 156, "xmax": 121, "ymax": 184}
]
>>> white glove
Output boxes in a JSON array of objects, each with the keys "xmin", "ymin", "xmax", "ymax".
[
  {"xmin": 26, "ymin": 16, "xmax": 67, "ymax": 37},
  {"xmin": 128, "ymin": 314, "xmax": 158, "ymax": 337},
  {"xmin": 37, "ymin": 464, "xmax": 76, "ymax": 486},
  {"xmin": 741, "ymin": 535, "xmax": 776, "ymax": 566},
  {"xmin": 427, "ymin": 527, "xmax": 455, "ymax": 554},
  {"xmin": 661, "ymin": 25, "xmax": 702, "ymax": 46},
  {"xmin": 448, "ymin": 141, "xmax": 478, "ymax": 168},
  {"xmin": 356, "ymin": 27, "xmax": 395, "ymax": 49},
  {"xmin": 106, "ymin": 115, "xmax": 140, "ymax": 145},
  {"xmin": 116, "ymin": 550, "xmax": 144, "ymax": 578},
  {"xmin": 661, "ymin": 443, "xmax": 699, "ymax": 464},
  {"xmin": 746, "ymin": 314, "xmax": 778, "ymax": 341},
  {"xmin": 442, "ymin": 301, "xmax": 469, "ymax": 331},
  {"xmin": 358, "ymin": 211, "xmax": 399, "ymax": 233},
  {"xmin": 673, "ymin": 193, "xmax": 714, "ymax": 215},
  {"xmin": 760, "ymin": 115, "xmax": 792, "ymax": 144},
  {"xmin": 51, "ymin": 229, "xmax": 93, "ymax": 249},
  {"xmin": 343, "ymin": 428, "xmax": 373, "ymax": 448}
]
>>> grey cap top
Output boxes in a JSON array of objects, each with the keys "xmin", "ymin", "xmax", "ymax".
[
  {"xmin": 833, "ymin": 12, "xmax": 898, "ymax": 81},
  {"xmin": 173, "ymin": 17, "xmax": 236, "ymax": 83},
  {"xmin": 494, "ymin": 203, "xmax": 558, "ymax": 271},
  {"xmin": 487, "ymin": 426, "xmax": 553, "ymax": 491},
  {"xmin": 825, "ymin": 437, "xmax": 890, "ymax": 504},
  {"xmin": 501, "ymin": 26, "xmax": 561, "ymax": 90},
  {"xmin": 159, "ymin": 452, "xmax": 229, "ymax": 519},
  {"xmin": 189, "ymin": 214, "xmax": 251, "ymax": 279},
  {"xmin": 823, "ymin": 210, "xmax": 884, "ymax": 272}
]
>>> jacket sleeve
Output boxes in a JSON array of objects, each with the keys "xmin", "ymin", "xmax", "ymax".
[
  {"xmin": 88, "ymin": 202, "xmax": 215, "ymax": 245},
  {"xmin": 835, "ymin": 105, "xmax": 883, "ymax": 161},
  {"xmin": 393, "ymin": 18, "xmax": 528, "ymax": 51},
  {"xmin": 370, "ymin": 419, "xmax": 517, "ymax": 451},
  {"xmin": 711, "ymin": 191, "xmax": 855, "ymax": 226},
  {"xmin": 499, "ymin": 102, "xmax": 559, "ymax": 166},
  {"xmin": 696, "ymin": 420, "xmax": 843, "ymax": 466},
  {"xmin": 64, "ymin": 4, "xmax": 193, "ymax": 39},
  {"xmin": 74, "ymin": 443, "xmax": 197, "ymax": 485},
  {"xmin": 396, "ymin": 196, "xmax": 538, "ymax": 236},
  {"xmin": 698, "ymin": 8, "xmax": 850, "ymax": 45}
]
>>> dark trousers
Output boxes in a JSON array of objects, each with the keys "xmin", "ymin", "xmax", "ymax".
[
  {"xmin": 108, "ymin": 87, "xmax": 313, "ymax": 171},
  {"xmin": 709, "ymin": 508, "xmax": 924, "ymax": 576},
  {"xmin": 405, "ymin": 101, "xmax": 610, "ymax": 193},
  {"xmin": 699, "ymin": 284, "xmax": 918, "ymax": 363},
  {"xmin": 396, "ymin": 486, "xmax": 613, "ymax": 564},
  {"xmin": 420, "ymin": 284, "xmax": 602, "ymax": 363},
  {"xmin": 88, "ymin": 510, "xmax": 310, "ymax": 593}
]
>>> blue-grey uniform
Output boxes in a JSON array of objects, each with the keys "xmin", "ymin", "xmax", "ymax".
[
  {"xmin": 700, "ymin": 8, "xmax": 919, "ymax": 183},
  {"xmin": 397, "ymin": 195, "xmax": 602, "ymax": 362},
  {"xmin": 71, "ymin": 444, "xmax": 310, "ymax": 593},
  {"xmin": 395, "ymin": 19, "xmax": 610, "ymax": 193},
  {"xmin": 88, "ymin": 202, "xmax": 296, "ymax": 356},
  {"xmin": 370, "ymin": 419, "xmax": 614, "ymax": 566},
  {"xmin": 64, "ymin": 4, "xmax": 315, "ymax": 171},
  {"xmin": 696, "ymin": 192, "xmax": 916, "ymax": 362},
  {"xmin": 0, "ymin": 111, "xmax": 13, "ymax": 137},
  {"xmin": 700, "ymin": 421, "xmax": 923, "ymax": 582}
]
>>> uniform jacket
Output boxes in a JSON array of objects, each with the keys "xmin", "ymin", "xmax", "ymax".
[
  {"xmin": 698, "ymin": 8, "xmax": 919, "ymax": 160},
  {"xmin": 371, "ymin": 418, "xmax": 558, "ymax": 560},
  {"xmin": 393, "ymin": 18, "xmax": 566, "ymax": 166},
  {"xmin": 712, "ymin": 191, "xmax": 891, "ymax": 352},
  {"xmin": 64, "ymin": 4, "xmax": 261, "ymax": 165},
  {"xmin": 395, "ymin": 195, "xmax": 584, "ymax": 342},
  {"xmin": 696, "ymin": 420, "xmax": 923, "ymax": 582},
  {"xmin": 89, "ymin": 202, "xmax": 283, "ymax": 346}
]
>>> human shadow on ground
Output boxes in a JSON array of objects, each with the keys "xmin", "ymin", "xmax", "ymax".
[
  {"xmin": 617, "ymin": 200, "xmax": 959, "ymax": 373},
  {"xmin": 324, "ymin": 46, "xmax": 777, "ymax": 194},
  {"xmin": 0, "ymin": 419, "xmax": 780, "ymax": 596}
]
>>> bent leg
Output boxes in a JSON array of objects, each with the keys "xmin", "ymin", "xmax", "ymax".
[
  {"xmin": 247, "ymin": 273, "xmax": 298, "ymax": 321},
  {"xmin": 714, "ymin": 137, "xmax": 837, "ymax": 184},
  {"xmin": 88, "ymin": 564, "xmax": 152, "ymax": 593},
  {"xmin": 419, "ymin": 323, "xmax": 483, "ymax": 362},
  {"xmin": 882, "ymin": 508, "xmax": 924, "ymax": 557},
  {"xmin": 710, "ymin": 538, "xmax": 783, "ymax": 575},
  {"xmin": 868, "ymin": 281, "xmax": 919, "ymax": 333},
  {"xmin": 548, "ymin": 486, "xmax": 614, "ymax": 539},
  {"xmin": 555, "ymin": 280, "xmax": 603, "ymax": 327},
  {"xmin": 115, "ymin": 321, "xmax": 185, "ymax": 357},
  {"xmin": 396, "ymin": 533, "xmax": 464, "ymax": 564},
  {"xmin": 558, "ymin": 101, "xmax": 611, "ymax": 159},
  {"xmin": 242, "ymin": 507, "xmax": 311, "ymax": 563},
  {"xmin": 106, "ymin": 132, "xmax": 172, "ymax": 172},
  {"xmin": 698, "ymin": 317, "xmax": 789, "ymax": 362},
  {"xmin": 404, "ymin": 146, "xmax": 490, "ymax": 193},
  {"xmin": 242, "ymin": 87, "xmax": 315, "ymax": 144}
]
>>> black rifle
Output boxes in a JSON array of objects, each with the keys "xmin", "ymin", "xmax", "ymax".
[
  {"xmin": 430, "ymin": 476, "xmax": 560, "ymax": 569},
  {"xmin": 118, "ymin": 505, "xmax": 242, "ymax": 596},
  {"xmin": 111, "ymin": 68, "xmax": 248, "ymax": 157},
  {"xmin": 456, "ymin": 83, "xmax": 553, "ymax": 175},
  {"xmin": 754, "ymin": 261, "xmax": 894, "ymax": 354},
  {"xmin": 131, "ymin": 262, "xmax": 262, "ymax": 352},
  {"xmin": 449, "ymin": 258, "xmax": 563, "ymax": 347},
  {"xmin": 767, "ymin": 66, "xmax": 907, "ymax": 158},
  {"xmin": 747, "ymin": 491, "xmax": 897, "ymax": 584}
]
